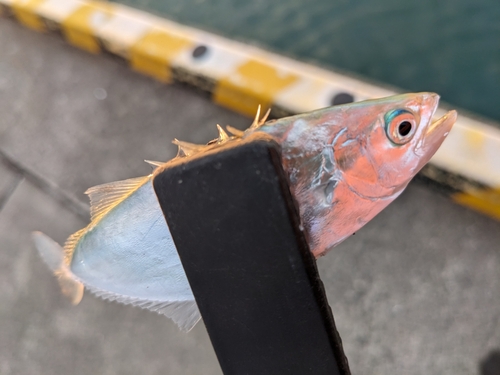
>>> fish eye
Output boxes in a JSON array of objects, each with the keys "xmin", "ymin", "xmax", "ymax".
[{"xmin": 384, "ymin": 109, "xmax": 418, "ymax": 145}]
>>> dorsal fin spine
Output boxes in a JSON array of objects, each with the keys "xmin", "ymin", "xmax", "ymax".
[{"xmin": 144, "ymin": 160, "xmax": 165, "ymax": 169}]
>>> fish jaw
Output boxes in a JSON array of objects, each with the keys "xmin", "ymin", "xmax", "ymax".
[{"xmin": 414, "ymin": 110, "xmax": 458, "ymax": 171}]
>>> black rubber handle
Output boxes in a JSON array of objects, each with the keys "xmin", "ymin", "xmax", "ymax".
[{"xmin": 153, "ymin": 134, "xmax": 350, "ymax": 375}]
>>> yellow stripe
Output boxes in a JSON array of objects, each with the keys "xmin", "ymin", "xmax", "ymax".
[
  {"xmin": 214, "ymin": 60, "xmax": 299, "ymax": 117},
  {"xmin": 61, "ymin": 2, "xmax": 113, "ymax": 54},
  {"xmin": 11, "ymin": 0, "xmax": 46, "ymax": 31},
  {"xmin": 3, "ymin": 0, "xmax": 500, "ymax": 224},
  {"xmin": 453, "ymin": 188, "xmax": 500, "ymax": 221},
  {"xmin": 129, "ymin": 29, "xmax": 193, "ymax": 82},
  {"xmin": 464, "ymin": 125, "xmax": 485, "ymax": 151}
]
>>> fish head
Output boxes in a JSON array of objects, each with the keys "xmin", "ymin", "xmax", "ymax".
[
  {"xmin": 333, "ymin": 92, "xmax": 457, "ymax": 199},
  {"xmin": 230, "ymin": 93, "xmax": 456, "ymax": 256}
]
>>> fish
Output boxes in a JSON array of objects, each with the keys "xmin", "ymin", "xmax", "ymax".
[{"xmin": 32, "ymin": 92, "xmax": 457, "ymax": 331}]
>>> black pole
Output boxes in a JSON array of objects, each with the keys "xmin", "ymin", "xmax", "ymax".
[{"xmin": 153, "ymin": 134, "xmax": 350, "ymax": 375}]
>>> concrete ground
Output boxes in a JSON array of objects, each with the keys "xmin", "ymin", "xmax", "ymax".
[{"xmin": 0, "ymin": 18, "xmax": 499, "ymax": 375}]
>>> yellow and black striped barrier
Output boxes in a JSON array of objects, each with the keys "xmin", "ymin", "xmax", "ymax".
[{"xmin": 1, "ymin": 0, "xmax": 499, "ymax": 221}]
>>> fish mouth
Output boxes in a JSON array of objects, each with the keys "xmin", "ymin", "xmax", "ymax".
[
  {"xmin": 428, "ymin": 110, "xmax": 457, "ymax": 137},
  {"xmin": 415, "ymin": 109, "xmax": 457, "ymax": 165}
]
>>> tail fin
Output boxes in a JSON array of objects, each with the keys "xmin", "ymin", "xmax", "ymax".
[{"xmin": 32, "ymin": 231, "xmax": 84, "ymax": 305}]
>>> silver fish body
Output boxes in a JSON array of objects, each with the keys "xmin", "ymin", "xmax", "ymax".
[
  {"xmin": 34, "ymin": 177, "xmax": 200, "ymax": 330},
  {"xmin": 33, "ymin": 93, "xmax": 457, "ymax": 330}
]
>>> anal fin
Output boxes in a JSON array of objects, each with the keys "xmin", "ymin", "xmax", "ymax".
[{"xmin": 86, "ymin": 285, "xmax": 201, "ymax": 331}]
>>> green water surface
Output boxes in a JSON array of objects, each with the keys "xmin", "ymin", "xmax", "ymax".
[{"xmin": 115, "ymin": 0, "xmax": 500, "ymax": 123}]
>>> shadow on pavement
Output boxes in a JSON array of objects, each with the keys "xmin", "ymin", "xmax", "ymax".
[{"xmin": 480, "ymin": 350, "xmax": 500, "ymax": 375}]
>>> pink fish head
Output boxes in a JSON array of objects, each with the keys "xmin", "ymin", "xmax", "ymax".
[
  {"xmin": 333, "ymin": 92, "xmax": 456, "ymax": 198},
  {"xmin": 260, "ymin": 93, "xmax": 457, "ymax": 257}
]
